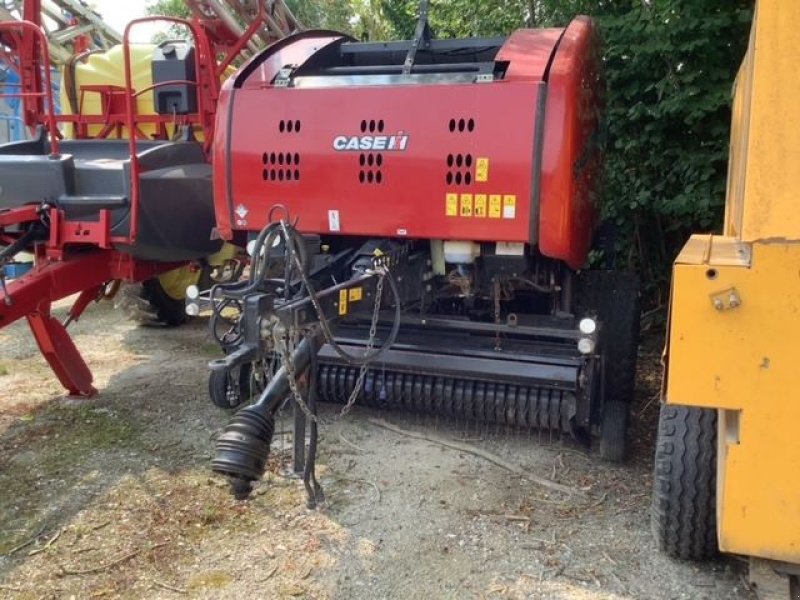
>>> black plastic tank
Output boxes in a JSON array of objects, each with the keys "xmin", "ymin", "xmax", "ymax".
[{"xmin": 152, "ymin": 41, "xmax": 197, "ymax": 115}]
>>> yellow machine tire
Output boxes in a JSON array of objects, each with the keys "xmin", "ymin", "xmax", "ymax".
[{"xmin": 651, "ymin": 404, "xmax": 718, "ymax": 560}]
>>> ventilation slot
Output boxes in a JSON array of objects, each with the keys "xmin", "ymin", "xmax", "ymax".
[
  {"xmin": 262, "ymin": 151, "xmax": 301, "ymax": 182},
  {"xmin": 358, "ymin": 152, "xmax": 385, "ymax": 185},
  {"xmin": 278, "ymin": 119, "xmax": 302, "ymax": 134},
  {"xmin": 445, "ymin": 153, "xmax": 474, "ymax": 187},
  {"xmin": 360, "ymin": 119, "xmax": 386, "ymax": 134},
  {"xmin": 448, "ymin": 117, "xmax": 476, "ymax": 133}
]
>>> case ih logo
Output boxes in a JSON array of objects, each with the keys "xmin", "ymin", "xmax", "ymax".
[{"xmin": 332, "ymin": 132, "xmax": 409, "ymax": 152}]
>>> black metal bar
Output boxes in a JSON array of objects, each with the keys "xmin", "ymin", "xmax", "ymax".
[
  {"xmin": 317, "ymin": 344, "xmax": 581, "ymax": 390},
  {"xmin": 403, "ymin": 0, "xmax": 432, "ymax": 74},
  {"xmin": 292, "ymin": 401, "xmax": 306, "ymax": 475},
  {"xmin": 252, "ymin": 333, "xmax": 323, "ymax": 413},
  {"xmin": 318, "ymin": 63, "xmax": 490, "ymax": 76},
  {"xmin": 339, "ymin": 37, "xmax": 505, "ymax": 57}
]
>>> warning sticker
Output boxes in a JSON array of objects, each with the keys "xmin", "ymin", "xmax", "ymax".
[
  {"xmin": 460, "ymin": 194, "xmax": 473, "ymax": 217},
  {"xmin": 503, "ymin": 195, "xmax": 517, "ymax": 219},
  {"xmin": 474, "ymin": 194, "xmax": 487, "ymax": 217},
  {"xmin": 328, "ymin": 209, "xmax": 341, "ymax": 232},
  {"xmin": 476, "ymin": 158, "xmax": 490, "ymax": 182},
  {"xmin": 489, "ymin": 194, "xmax": 502, "ymax": 219},
  {"xmin": 338, "ymin": 289, "xmax": 348, "ymax": 316},
  {"xmin": 446, "ymin": 193, "xmax": 458, "ymax": 217},
  {"xmin": 349, "ymin": 287, "xmax": 363, "ymax": 302}
]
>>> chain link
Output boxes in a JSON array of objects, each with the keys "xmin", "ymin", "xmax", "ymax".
[
  {"xmin": 339, "ymin": 271, "xmax": 384, "ymax": 417},
  {"xmin": 279, "ymin": 269, "xmax": 386, "ymax": 423}
]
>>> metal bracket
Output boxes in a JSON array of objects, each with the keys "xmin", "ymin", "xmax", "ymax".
[
  {"xmin": 274, "ymin": 66, "xmax": 295, "ymax": 87},
  {"xmin": 403, "ymin": 0, "xmax": 432, "ymax": 75},
  {"xmin": 710, "ymin": 287, "xmax": 742, "ymax": 311}
]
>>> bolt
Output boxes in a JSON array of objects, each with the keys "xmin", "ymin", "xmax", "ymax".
[
  {"xmin": 729, "ymin": 294, "xmax": 740, "ymax": 308},
  {"xmin": 713, "ymin": 299, "xmax": 724, "ymax": 311}
]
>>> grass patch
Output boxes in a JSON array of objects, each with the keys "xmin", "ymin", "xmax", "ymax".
[
  {"xmin": 0, "ymin": 363, "xmax": 8, "ymax": 376},
  {"xmin": 0, "ymin": 402, "xmax": 140, "ymax": 553}
]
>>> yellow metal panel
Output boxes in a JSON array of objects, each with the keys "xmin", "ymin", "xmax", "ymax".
[
  {"xmin": 666, "ymin": 238, "xmax": 800, "ymax": 561},
  {"xmin": 733, "ymin": 2, "xmax": 800, "ymax": 241},
  {"xmin": 724, "ymin": 15, "xmax": 755, "ymax": 239}
]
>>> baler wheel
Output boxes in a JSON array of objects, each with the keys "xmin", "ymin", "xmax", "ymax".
[
  {"xmin": 209, "ymin": 363, "xmax": 254, "ymax": 409},
  {"xmin": 576, "ymin": 270, "xmax": 640, "ymax": 459},
  {"xmin": 651, "ymin": 404, "xmax": 718, "ymax": 560},
  {"xmin": 599, "ymin": 400, "xmax": 628, "ymax": 461}
]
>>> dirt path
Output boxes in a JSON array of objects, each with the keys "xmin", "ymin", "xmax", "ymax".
[{"xmin": 0, "ymin": 301, "xmax": 754, "ymax": 599}]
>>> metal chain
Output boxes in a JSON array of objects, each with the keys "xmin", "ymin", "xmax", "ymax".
[
  {"xmin": 280, "ymin": 270, "xmax": 386, "ymax": 423},
  {"xmin": 339, "ymin": 272, "xmax": 384, "ymax": 417},
  {"xmin": 280, "ymin": 330, "xmax": 320, "ymax": 423}
]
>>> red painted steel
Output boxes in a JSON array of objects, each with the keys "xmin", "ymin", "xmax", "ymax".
[
  {"xmin": 538, "ymin": 17, "xmax": 604, "ymax": 269},
  {"xmin": 0, "ymin": 10, "xmax": 269, "ymax": 394},
  {"xmin": 215, "ymin": 19, "xmax": 603, "ymax": 269},
  {"xmin": 28, "ymin": 308, "xmax": 96, "ymax": 396},
  {"xmin": 225, "ymin": 82, "xmax": 540, "ymax": 241},
  {"xmin": 0, "ymin": 20, "xmax": 60, "ymax": 153},
  {"xmin": 213, "ymin": 33, "xmax": 345, "ymax": 239}
]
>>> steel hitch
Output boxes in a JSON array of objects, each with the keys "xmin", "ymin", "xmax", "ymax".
[
  {"xmin": 211, "ymin": 333, "xmax": 321, "ymax": 499},
  {"xmin": 208, "ymin": 219, "xmax": 408, "ymax": 502}
]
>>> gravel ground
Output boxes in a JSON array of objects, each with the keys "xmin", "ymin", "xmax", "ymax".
[{"xmin": 0, "ymin": 299, "xmax": 755, "ymax": 599}]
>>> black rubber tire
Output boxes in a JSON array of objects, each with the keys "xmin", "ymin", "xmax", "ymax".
[
  {"xmin": 140, "ymin": 278, "xmax": 189, "ymax": 327},
  {"xmin": 576, "ymin": 270, "xmax": 641, "ymax": 405},
  {"xmin": 599, "ymin": 400, "xmax": 628, "ymax": 462},
  {"xmin": 208, "ymin": 363, "xmax": 253, "ymax": 410},
  {"xmin": 651, "ymin": 404, "xmax": 718, "ymax": 560},
  {"xmin": 576, "ymin": 271, "xmax": 640, "ymax": 458}
]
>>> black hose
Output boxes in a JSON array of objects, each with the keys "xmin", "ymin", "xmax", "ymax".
[
  {"xmin": 0, "ymin": 227, "xmax": 39, "ymax": 262},
  {"xmin": 280, "ymin": 219, "xmax": 403, "ymax": 367}
]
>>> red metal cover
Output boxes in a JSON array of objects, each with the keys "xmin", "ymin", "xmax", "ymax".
[
  {"xmin": 224, "ymin": 82, "xmax": 542, "ymax": 242},
  {"xmin": 215, "ymin": 20, "xmax": 603, "ymax": 269}
]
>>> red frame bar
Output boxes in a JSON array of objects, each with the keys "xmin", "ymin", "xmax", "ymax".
[{"xmin": 0, "ymin": 20, "xmax": 60, "ymax": 154}]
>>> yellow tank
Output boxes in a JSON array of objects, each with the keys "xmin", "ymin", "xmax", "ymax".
[{"xmin": 60, "ymin": 44, "xmax": 163, "ymax": 139}]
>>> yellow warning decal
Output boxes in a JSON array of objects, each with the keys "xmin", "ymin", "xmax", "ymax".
[
  {"xmin": 489, "ymin": 194, "xmax": 502, "ymax": 218},
  {"xmin": 339, "ymin": 289, "xmax": 348, "ymax": 316},
  {"xmin": 476, "ymin": 158, "xmax": 490, "ymax": 182},
  {"xmin": 503, "ymin": 195, "xmax": 517, "ymax": 219},
  {"xmin": 446, "ymin": 193, "xmax": 458, "ymax": 216},
  {"xmin": 349, "ymin": 287, "xmax": 363, "ymax": 302},
  {"xmin": 474, "ymin": 194, "xmax": 487, "ymax": 217},
  {"xmin": 460, "ymin": 194, "xmax": 473, "ymax": 217}
]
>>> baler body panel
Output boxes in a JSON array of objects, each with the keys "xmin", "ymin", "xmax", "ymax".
[
  {"xmin": 215, "ymin": 20, "xmax": 604, "ymax": 269},
  {"xmin": 225, "ymin": 83, "xmax": 539, "ymax": 241},
  {"xmin": 539, "ymin": 17, "xmax": 604, "ymax": 269}
]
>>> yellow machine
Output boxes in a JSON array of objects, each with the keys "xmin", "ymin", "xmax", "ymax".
[{"xmin": 654, "ymin": 2, "xmax": 800, "ymax": 597}]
